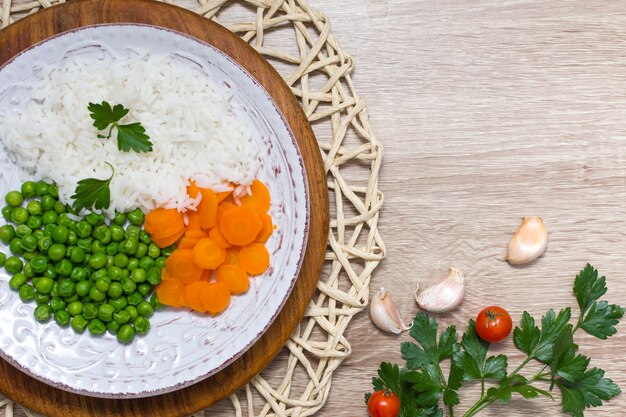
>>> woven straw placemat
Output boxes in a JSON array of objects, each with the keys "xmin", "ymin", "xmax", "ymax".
[{"xmin": 0, "ymin": 1, "xmax": 385, "ymax": 416}]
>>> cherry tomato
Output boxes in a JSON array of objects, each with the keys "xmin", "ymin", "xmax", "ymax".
[
  {"xmin": 367, "ymin": 389, "xmax": 400, "ymax": 417},
  {"xmin": 475, "ymin": 306, "xmax": 512, "ymax": 343}
]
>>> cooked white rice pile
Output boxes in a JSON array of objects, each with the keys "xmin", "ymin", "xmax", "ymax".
[{"xmin": 0, "ymin": 53, "xmax": 260, "ymax": 216}]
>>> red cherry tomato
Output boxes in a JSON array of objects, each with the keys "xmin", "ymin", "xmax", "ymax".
[
  {"xmin": 475, "ymin": 306, "xmax": 512, "ymax": 343},
  {"xmin": 367, "ymin": 389, "xmax": 400, "ymax": 417}
]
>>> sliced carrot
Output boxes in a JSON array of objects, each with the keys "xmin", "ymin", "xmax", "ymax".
[
  {"xmin": 216, "ymin": 265, "xmax": 249, "ymax": 294},
  {"xmin": 224, "ymin": 248, "xmax": 240, "ymax": 266},
  {"xmin": 239, "ymin": 180, "xmax": 270, "ymax": 212},
  {"xmin": 184, "ymin": 281, "xmax": 210, "ymax": 313},
  {"xmin": 145, "ymin": 208, "xmax": 185, "ymax": 238},
  {"xmin": 201, "ymin": 282, "xmax": 231, "ymax": 315},
  {"xmin": 187, "ymin": 181, "xmax": 201, "ymax": 199},
  {"xmin": 185, "ymin": 229, "xmax": 208, "ymax": 239},
  {"xmin": 217, "ymin": 190, "xmax": 233, "ymax": 203},
  {"xmin": 216, "ymin": 200, "xmax": 237, "ymax": 224},
  {"xmin": 186, "ymin": 210, "xmax": 202, "ymax": 230},
  {"xmin": 192, "ymin": 238, "xmax": 227, "ymax": 270},
  {"xmin": 255, "ymin": 209, "xmax": 273, "ymax": 243},
  {"xmin": 165, "ymin": 249, "xmax": 203, "ymax": 284},
  {"xmin": 200, "ymin": 269, "xmax": 213, "ymax": 282},
  {"xmin": 239, "ymin": 242, "xmax": 270, "ymax": 275},
  {"xmin": 219, "ymin": 206, "xmax": 263, "ymax": 246},
  {"xmin": 151, "ymin": 227, "xmax": 185, "ymax": 248},
  {"xmin": 197, "ymin": 188, "xmax": 219, "ymax": 230},
  {"xmin": 156, "ymin": 276, "xmax": 186, "ymax": 308},
  {"xmin": 178, "ymin": 236, "xmax": 201, "ymax": 249},
  {"xmin": 209, "ymin": 227, "xmax": 232, "ymax": 249}
]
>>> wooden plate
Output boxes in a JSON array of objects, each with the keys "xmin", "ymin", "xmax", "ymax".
[{"xmin": 0, "ymin": 0, "xmax": 328, "ymax": 415}]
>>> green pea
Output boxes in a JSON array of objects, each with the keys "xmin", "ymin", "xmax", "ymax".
[
  {"xmin": 137, "ymin": 283, "xmax": 152, "ymax": 297},
  {"xmin": 127, "ymin": 292, "xmax": 143, "ymax": 306},
  {"xmin": 161, "ymin": 245, "xmax": 175, "ymax": 257},
  {"xmin": 11, "ymin": 207, "xmax": 29, "ymax": 224},
  {"xmin": 5, "ymin": 190, "xmax": 24, "ymax": 207},
  {"xmin": 136, "ymin": 301, "xmax": 154, "ymax": 318},
  {"xmin": 114, "ymin": 253, "xmax": 129, "ymax": 268},
  {"xmin": 30, "ymin": 256, "xmax": 47, "ymax": 274},
  {"xmin": 112, "ymin": 309, "xmax": 130, "ymax": 325},
  {"xmin": 57, "ymin": 213, "xmax": 75, "ymax": 229},
  {"xmin": 127, "ymin": 258, "xmax": 139, "ymax": 271},
  {"xmin": 55, "ymin": 259, "xmax": 73, "ymax": 277},
  {"xmin": 97, "ymin": 303, "xmax": 115, "ymax": 322},
  {"xmin": 20, "ymin": 235, "xmax": 37, "ymax": 252},
  {"xmin": 83, "ymin": 303, "xmax": 98, "ymax": 319},
  {"xmin": 53, "ymin": 310, "xmax": 71, "ymax": 327},
  {"xmin": 94, "ymin": 225, "xmax": 111, "ymax": 244},
  {"xmin": 135, "ymin": 242, "xmax": 148, "ymax": 259},
  {"xmin": 95, "ymin": 277, "xmax": 110, "ymax": 293},
  {"xmin": 0, "ymin": 224, "xmax": 15, "ymax": 244},
  {"xmin": 49, "ymin": 283, "xmax": 59, "ymax": 298},
  {"xmin": 26, "ymin": 200, "xmax": 42, "ymax": 216},
  {"xmin": 35, "ymin": 181, "xmax": 50, "ymax": 196},
  {"xmin": 50, "ymin": 297, "xmax": 66, "ymax": 312},
  {"xmin": 8, "ymin": 273, "xmax": 27, "ymax": 290},
  {"xmin": 71, "ymin": 267, "xmax": 88, "ymax": 282},
  {"xmin": 124, "ymin": 305, "xmax": 138, "ymax": 321},
  {"xmin": 133, "ymin": 316, "xmax": 150, "ymax": 335},
  {"xmin": 106, "ymin": 242, "xmax": 119, "ymax": 256},
  {"xmin": 92, "ymin": 268, "xmax": 108, "ymax": 281},
  {"xmin": 64, "ymin": 294, "xmax": 79, "ymax": 303},
  {"xmin": 71, "ymin": 315, "xmax": 88, "ymax": 333},
  {"xmin": 32, "ymin": 229, "xmax": 44, "ymax": 241},
  {"xmin": 77, "ymin": 238, "xmax": 91, "ymax": 253},
  {"xmin": 43, "ymin": 264, "xmax": 57, "ymax": 279},
  {"xmin": 120, "ymin": 238, "xmax": 138, "ymax": 256},
  {"xmin": 125, "ymin": 225, "xmax": 141, "ymax": 239},
  {"xmin": 148, "ymin": 244, "xmax": 161, "ymax": 259},
  {"xmin": 110, "ymin": 296, "xmax": 128, "ymax": 311},
  {"xmin": 22, "ymin": 251, "xmax": 39, "ymax": 262},
  {"xmin": 2, "ymin": 206, "xmax": 13, "ymax": 221},
  {"xmin": 42, "ymin": 211, "xmax": 58, "ymax": 225},
  {"xmin": 9, "ymin": 238, "xmax": 23, "ymax": 255},
  {"xmin": 91, "ymin": 240, "xmax": 106, "ymax": 254},
  {"xmin": 43, "ymin": 224, "xmax": 57, "ymax": 237},
  {"xmin": 34, "ymin": 277, "xmax": 54, "ymax": 294},
  {"xmin": 105, "ymin": 255, "xmax": 114, "ymax": 269},
  {"xmin": 75, "ymin": 221, "xmax": 92, "ymax": 239},
  {"xmin": 121, "ymin": 278, "xmax": 136, "ymax": 294},
  {"xmin": 138, "ymin": 256, "xmax": 154, "ymax": 271},
  {"xmin": 150, "ymin": 293, "xmax": 164, "ymax": 310},
  {"xmin": 48, "ymin": 183, "xmax": 58, "ymax": 198},
  {"xmin": 85, "ymin": 213, "xmax": 104, "ymax": 227},
  {"xmin": 126, "ymin": 209, "xmax": 144, "ymax": 226},
  {"xmin": 88, "ymin": 319, "xmax": 106, "ymax": 335},
  {"xmin": 54, "ymin": 201, "xmax": 66, "ymax": 214},
  {"xmin": 26, "ymin": 215, "xmax": 42, "ymax": 230},
  {"xmin": 0, "ymin": 252, "xmax": 5, "ymax": 268},
  {"xmin": 15, "ymin": 225, "xmax": 32, "ymax": 238},
  {"xmin": 89, "ymin": 287, "xmax": 106, "ymax": 302},
  {"xmin": 111, "ymin": 212, "xmax": 127, "ymax": 226},
  {"xmin": 57, "ymin": 279, "xmax": 76, "ymax": 298},
  {"xmin": 107, "ymin": 320, "xmax": 120, "ymax": 334},
  {"xmin": 138, "ymin": 230, "xmax": 152, "ymax": 245},
  {"xmin": 40, "ymin": 195, "xmax": 56, "ymax": 211},
  {"xmin": 34, "ymin": 291, "xmax": 51, "ymax": 305},
  {"xmin": 67, "ymin": 247, "xmax": 84, "ymax": 264},
  {"xmin": 106, "ymin": 281, "xmax": 123, "ymax": 299},
  {"xmin": 34, "ymin": 304, "xmax": 52, "ymax": 322},
  {"xmin": 19, "ymin": 284, "xmax": 35, "ymax": 301},
  {"xmin": 37, "ymin": 236, "xmax": 52, "ymax": 252},
  {"xmin": 21, "ymin": 181, "xmax": 36, "ymax": 198},
  {"xmin": 88, "ymin": 252, "xmax": 106, "ymax": 270},
  {"xmin": 67, "ymin": 231, "xmax": 77, "ymax": 245},
  {"xmin": 131, "ymin": 268, "xmax": 146, "ymax": 283},
  {"xmin": 48, "ymin": 243, "xmax": 66, "ymax": 261},
  {"xmin": 116, "ymin": 324, "xmax": 135, "ymax": 343},
  {"xmin": 5, "ymin": 256, "xmax": 23, "ymax": 273},
  {"xmin": 51, "ymin": 225, "xmax": 69, "ymax": 244},
  {"xmin": 67, "ymin": 301, "xmax": 83, "ymax": 316},
  {"xmin": 76, "ymin": 280, "xmax": 91, "ymax": 297},
  {"xmin": 110, "ymin": 225, "xmax": 125, "ymax": 242},
  {"xmin": 121, "ymin": 269, "xmax": 130, "ymax": 279}
]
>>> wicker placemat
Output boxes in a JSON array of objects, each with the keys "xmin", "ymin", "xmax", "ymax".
[{"xmin": 0, "ymin": 1, "xmax": 385, "ymax": 416}]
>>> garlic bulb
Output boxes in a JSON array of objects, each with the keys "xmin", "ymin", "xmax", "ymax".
[
  {"xmin": 370, "ymin": 288, "xmax": 408, "ymax": 334},
  {"xmin": 415, "ymin": 268, "xmax": 465, "ymax": 313},
  {"xmin": 506, "ymin": 216, "xmax": 548, "ymax": 265}
]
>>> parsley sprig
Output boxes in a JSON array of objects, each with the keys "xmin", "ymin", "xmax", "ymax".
[
  {"xmin": 366, "ymin": 264, "xmax": 623, "ymax": 417},
  {"xmin": 70, "ymin": 162, "xmax": 114, "ymax": 213},
  {"xmin": 88, "ymin": 101, "xmax": 153, "ymax": 153}
]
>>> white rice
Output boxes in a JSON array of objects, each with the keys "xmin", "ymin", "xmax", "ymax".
[{"xmin": 0, "ymin": 53, "xmax": 260, "ymax": 216}]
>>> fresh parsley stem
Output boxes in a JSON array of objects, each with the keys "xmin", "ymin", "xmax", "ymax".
[
  {"xmin": 449, "ymin": 404, "xmax": 455, "ymax": 417},
  {"xmin": 436, "ymin": 364, "xmax": 448, "ymax": 390},
  {"xmin": 509, "ymin": 356, "xmax": 532, "ymax": 378},
  {"xmin": 480, "ymin": 378, "xmax": 485, "ymax": 397},
  {"xmin": 462, "ymin": 395, "xmax": 493, "ymax": 417}
]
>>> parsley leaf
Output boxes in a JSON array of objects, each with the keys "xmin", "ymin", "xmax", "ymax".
[
  {"xmin": 402, "ymin": 313, "xmax": 458, "ymax": 369},
  {"xmin": 574, "ymin": 263, "xmax": 606, "ymax": 314},
  {"xmin": 443, "ymin": 362, "xmax": 463, "ymax": 406},
  {"xmin": 88, "ymin": 101, "xmax": 153, "ymax": 153},
  {"xmin": 549, "ymin": 326, "xmax": 589, "ymax": 384},
  {"xmin": 405, "ymin": 363, "xmax": 442, "ymax": 408},
  {"xmin": 513, "ymin": 308, "xmax": 571, "ymax": 363},
  {"xmin": 71, "ymin": 162, "xmax": 114, "ymax": 212},
  {"xmin": 488, "ymin": 375, "xmax": 553, "ymax": 405},
  {"xmin": 558, "ymin": 367, "xmax": 621, "ymax": 417},
  {"xmin": 453, "ymin": 320, "xmax": 507, "ymax": 382}
]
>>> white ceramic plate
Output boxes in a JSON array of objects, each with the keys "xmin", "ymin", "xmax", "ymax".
[{"xmin": 0, "ymin": 24, "xmax": 308, "ymax": 398}]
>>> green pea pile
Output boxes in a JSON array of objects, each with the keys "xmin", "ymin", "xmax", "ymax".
[{"xmin": 0, "ymin": 181, "xmax": 170, "ymax": 344}]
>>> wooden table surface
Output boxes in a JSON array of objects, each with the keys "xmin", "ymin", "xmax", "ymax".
[{"xmin": 4, "ymin": 1, "xmax": 626, "ymax": 416}]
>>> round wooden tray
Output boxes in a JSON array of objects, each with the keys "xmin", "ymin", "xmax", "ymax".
[{"xmin": 0, "ymin": 0, "xmax": 329, "ymax": 416}]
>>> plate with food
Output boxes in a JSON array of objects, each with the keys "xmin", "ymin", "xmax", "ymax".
[{"xmin": 0, "ymin": 0, "xmax": 328, "ymax": 410}]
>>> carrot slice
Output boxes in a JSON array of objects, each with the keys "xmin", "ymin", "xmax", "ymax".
[
  {"xmin": 216, "ymin": 200, "xmax": 237, "ymax": 224},
  {"xmin": 219, "ymin": 206, "xmax": 263, "ymax": 246},
  {"xmin": 224, "ymin": 248, "xmax": 240, "ymax": 266},
  {"xmin": 151, "ymin": 227, "xmax": 185, "ymax": 248},
  {"xmin": 184, "ymin": 281, "xmax": 210, "ymax": 313},
  {"xmin": 239, "ymin": 242, "xmax": 270, "ymax": 275},
  {"xmin": 186, "ymin": 210, "xmax": 202, "ymax": 230},
  {"xmin": 200, "ymin": 269, "xmax": 213, "ymax": 282},
  {"xmin": 192, "ymin": 238, "xmax": 227, "ymax": 270},
  {"xmin": 198, "ymin": 188, "xmax": 219, "ymax": 230},
  {"xmin": 156, "ymin": 276, "xmax": 186, "ymax": 308},
  {"xmin": 185, "ymin": 229, "xmax": 208, "ymax": 239},
  {"xmin": 145, "ymin": 208, "xmax": 185, "ymax": 238},
  {"xmin": 187, "ymin": 181, "xmax": 201, "ymax": 199},
  {"xmin": 209, "ymin": 227, "xmax": 232, "ymax": 249},
  {"xmin": 217, "ymin": 190, "xmax": 233, "ymax": 203},
  {"xmin": 216, "ymin": 265, "xmax": 249, "ymax": 294},
  {"xmin": 178, "ymin": 236, "xmax": 201, "ymax": 249},
  {"xmin": 255, "ymin": 210, "xmax": 273, "ymax": 243},
  {"xmin": 239, "ymin": 180, "xmax": 270, "ymax": 212},
  {"xmin": 201, "ymin": 282, "xmax": 231, "ymax": 315},
  {"xmin": 165, "ymin": 249, "xmax": 203, "ymax": 284}
]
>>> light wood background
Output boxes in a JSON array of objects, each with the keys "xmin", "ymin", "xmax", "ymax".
[{"xmin": 4, "ymin": 0, "xmax": 626, "ymax": 416}]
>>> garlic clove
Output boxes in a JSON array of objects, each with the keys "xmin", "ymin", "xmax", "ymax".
[
  {"xmin": 370, "ymin": 287, "xmax": 408, "ymax": 334},
  {"xmin": 415, "ymin": 268, "xmax": 465, "ymax": 313},
  {"xmin": 506, "ymin": 216, "xmax": 548, "ymax": 265}
]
